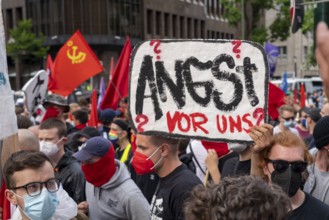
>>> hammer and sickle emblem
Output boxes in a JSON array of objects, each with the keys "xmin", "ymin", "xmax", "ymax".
[{"xmin": 66, "ymin": 41, "xmax": 86, "ymax": 64}]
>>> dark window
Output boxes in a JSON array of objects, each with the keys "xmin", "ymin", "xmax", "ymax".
[
  {"xmin": 172, "ymin": 15, "xmax": 177, "ymax": 37},
  {"xmin": 147, "ymin": 9, "xmax": 153, "ymax": 34},
  {"xmin": 164, "ymin": 13, "xmax": 169, "ymax": 37},
  {"xmin": 187, "ymin": 18, "xmax": 191, "ymax": 38},
  {"xmin": 200, "ymin": 20, "xmax": 205, "ymax": 38},
  {"xmin": 180, "ymin": 16, "xmax": 184, "ymax": 38},
  {"xmin": 156, "ymin": 11, "xmax": 161, "ymax": 35},
  {"xmin": 194, "ymin": 19, "xmax": 198, "ymax": 38}
]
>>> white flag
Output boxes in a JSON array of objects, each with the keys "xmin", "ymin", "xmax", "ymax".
[{"xmin": 0, "ymin": 3, "xmax": 17, "ymax": 139}]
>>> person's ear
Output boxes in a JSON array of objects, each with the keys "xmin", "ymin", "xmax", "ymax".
[
  {"xmin": 161, "ymin": 144, "xmax": 169, "ymax": 157},
  {"xmin": 5, "ymin": 189, "xmax": 18, "ymax": 205},
  {"xmin": 263, "ymin": 163, "xmax": 270, "ymax": 176}
]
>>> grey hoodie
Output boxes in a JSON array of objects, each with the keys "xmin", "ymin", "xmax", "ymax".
[{"xmin": 86, "ymin": 160, "xmax": 150, "ymax": 220}]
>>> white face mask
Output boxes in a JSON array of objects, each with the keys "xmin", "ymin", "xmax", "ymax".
[
  {"xmin": 40, "ymin": 138, "xmax": 63, "ymax": 156},
  {"xmin": 228, "ymin": 143, "xmax": 248, "ymax": 153}
]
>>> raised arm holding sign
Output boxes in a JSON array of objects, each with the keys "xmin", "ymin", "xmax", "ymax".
[{"xmin": 129, "ymin": 40, "xmax": 269, "ymax": 143}]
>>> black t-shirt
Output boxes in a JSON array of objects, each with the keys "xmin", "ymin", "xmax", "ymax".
[
  {"xmin": 221, "ymin": 157, "xmax": 251, "ymax": 178},
  {"xmin": 217, "ymin": 151, "xmax": 239, "ymax": 173},
  {"xmin": 150, "ymin": 164, "xmax": 202, "ymax": 220},
  {"xmin": 287, "ymin": 193, "xmax": 329, "ymax": 220}
]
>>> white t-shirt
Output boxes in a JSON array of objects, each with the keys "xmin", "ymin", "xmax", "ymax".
[
  {"xmin": 186, "ymin": 140, "xmax": 207, "ymax": 182},
  {"xmin": 273, "ymin": 126, "xmax": 300, "ymax": 137}
]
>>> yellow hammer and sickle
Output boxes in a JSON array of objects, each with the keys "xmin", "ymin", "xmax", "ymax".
[{"xmin": 66, "ymin": 41, "xmax": 87, "ymax": 64}]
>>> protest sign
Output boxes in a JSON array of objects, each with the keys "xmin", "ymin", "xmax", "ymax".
[
  {"xmin": 22, "ymin": 70, "xmax": 48, "ymax": 114},
  {"xmin": 129, "ymin": 40, "xmax": 269, "ymax": 142}
]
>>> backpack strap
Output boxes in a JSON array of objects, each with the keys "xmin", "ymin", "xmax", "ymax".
[{"xmin": 189, "ymin": 142, "xmax": 206, "ymax": 175}]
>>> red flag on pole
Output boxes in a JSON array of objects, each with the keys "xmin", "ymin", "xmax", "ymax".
[
  {"xmin": 88, "ymin": 89, "xmax": 98, "ymax": 127},
  {"xmin": 268, "ymin": 82, "xmax": 286, "ymax": 120},
  {"xmin": 293, "ymin": 89, "xmax": 298, "ymax": 104},
  {"xmin": 101, "ymin": 37, "xmax": 132, "ymax": 110},
  {"xmin": 51, "ymin": 30, "xmax": 104, "ymax": 96},
  {"xmin": 46, "ymin": 55, "xmax": 56, "ymax": 90},
  {"xmin": 300, "ymin": 83, "xmax": 306, "ymax": 108}
]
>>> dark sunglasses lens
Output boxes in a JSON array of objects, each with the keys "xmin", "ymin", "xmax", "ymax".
[
  {"xmin": 272, "ymin": 161, "xmax": 289, "ymax": 172},
  {"xmin": 292, "ymin": 162, "xmax": 307, "ymax": 172}
]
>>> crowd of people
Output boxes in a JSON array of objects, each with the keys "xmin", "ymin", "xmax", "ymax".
[{"xmin": 2, "ymin": 21, "xmax": 329, "ymax": 220}]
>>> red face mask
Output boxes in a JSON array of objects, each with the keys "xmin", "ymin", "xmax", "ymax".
[
  {"xmin": 82, "ymin": 147, "xmax": 116, "ymax": 187},
  {"xmin": 131, "ymin": 147, "xmax": 162, "ymax": 175}
]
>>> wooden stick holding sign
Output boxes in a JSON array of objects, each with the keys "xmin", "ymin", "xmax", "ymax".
[{"xmin": 129, "ymin": 40, "xmax": 269, "ymax": 143}]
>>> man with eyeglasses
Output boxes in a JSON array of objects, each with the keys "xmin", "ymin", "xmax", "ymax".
[
  {"xmin": 250, "ymin": 124, "xmax": 329, "ymax": 219},
  {"xmin": 273, "ymin": 105, "xmax": 299, "ymax": 137},
  {"xmin": 4, "ymin": 151, "xmax": 78, "ymax": 220}
]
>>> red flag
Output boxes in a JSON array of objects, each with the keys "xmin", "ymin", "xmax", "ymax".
[
  {"xmin": 300, "ymin": 83, "xmax": 306, "ymax": 108},
  {"xmin": 88, "ymin": 89, "xmax": 98, "ymax": 127},
  {"xmin": 0, "ymin": 182, "xmax": 11, "ymax": 220},
  {"xmin": 268, "ymin": 82, "xmax": 286, "ymax": 120},
  {"xmin": 46, "ymin": 55, "xmax": 56, "ymax": 90},
  {"xmin": 101, "ymin": 37, "xmax": 132, "ymax": 109},
  {"xmin": 293, "ymin": 89, "xmax": 298, "ymax": 104},
  {"xmin": 51, "ymin": 30, "xmax": 104, "ymax": 96},
  {"xmin": 201, "ymin": 140, "xmax": 229, "ymax": 157}
]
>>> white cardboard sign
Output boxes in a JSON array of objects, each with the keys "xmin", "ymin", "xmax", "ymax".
[{"xmin": 129, "ymin": 40, "xmax": 269, "ymax": 142}]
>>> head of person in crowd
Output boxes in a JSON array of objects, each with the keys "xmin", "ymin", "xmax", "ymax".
[
  {"xmin": 66, "ymin": 126, "xmax": 100, "ymax": 152},
  {"xmin": 278, "ymin": 105, "xmax": 296, "ymax": 129},
  {"xmin": 99, "ymin": 108, "xmax": 121, "ymax": 127},
  {"xmin": 73, "ymin": 137, "xmax": 116, "ymax": 187},
  {"xmin": 68, "ymin": 102, "xmax": 81, "ymax": 122},
  {"xmin": 313, "ymin": 116, "xmax": 329, "ymax": 152},
  {"xmin": 321, "ymin": 102, "xmax": 329, "ymax": 117},
  {"xmin": 306, "ymin": 108, "xmax": 322, "ymax": 134},
  {"xmin": 17, "ymin": 115, "xmax": 33, "ymax": 129},
  {"xmin": 42, "ymin": 94, "xmax": 70, "ymax": 122},
  {"xmin": 260, "ymin": 131, "xmax": 313, "ymax": 197},
  {"xmin": 109, "ymin": 119, "xmax": 131, "ymax": 147},
  {"xmin": 298, "ymin": 107, "xmax": 310, "ymax": 130},
  {"xmin": 38, "ymin": 118, "xmax": 67, "ymax": 163},
  {"xmin": 72, "ymin": 109, "xmax": 89, "ymax": 128},
  {"xmin": 78, "ymin": 98, "xmax": 89, "ymax": 109},
  {"xmin": 4, "ymin": 151, "xmax": 61, "ymax": 220},
  {"xmin": 133, "ymin": 134, "xmax": 181, "ymax": 177},
  {"xmin": 184, "ymin": 175, "xmax": 291, "ymax": 220},
  {"xmin": 18, "ymin": 129, "xmax": 40, "ymax": 152}
]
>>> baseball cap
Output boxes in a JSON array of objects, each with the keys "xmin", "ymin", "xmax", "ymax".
[
  {"xmin": 74, "ymin": 126, "xmax": 100, "ymax": 139},
  {"xmin": 99, "ymin": 109, "xmax": 121, "ymax": 122},
  {"xmin": 73, "ymin": 137, "xmax": 113, "ymax": 161}
]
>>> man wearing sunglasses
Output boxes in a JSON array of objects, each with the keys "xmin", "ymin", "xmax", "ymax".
[
  {"xmin": 250, "ymin": 125, "xmax": 329, "ymax": 219},
  {"xmin": 4, "ymin": 151, "xmax": 78, "ymax": 220},
  {"xmin": 273, "ymin": 105, "xmax": 299, "ymax": 137}
]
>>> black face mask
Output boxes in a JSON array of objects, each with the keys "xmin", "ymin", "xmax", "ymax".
[{"xmin": 271, "ymin": 166, "xmax": 302, "ymax": 197}]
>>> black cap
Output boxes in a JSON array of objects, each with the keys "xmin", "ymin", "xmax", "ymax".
[
  {"xmin": 314, "ymin": 116, "xmax": 329, "ymax": 149},
  {"xmin": 43, "ymin": 94, "xmax": 70, "ymax": 113}
]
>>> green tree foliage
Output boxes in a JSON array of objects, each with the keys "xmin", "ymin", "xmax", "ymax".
[{"xmin": 7, "ymin": 19, "xmax": 48, "ymax": 63}]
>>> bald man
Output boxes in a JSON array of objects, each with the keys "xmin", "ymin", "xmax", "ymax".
[{"xmin": 18, "ymin": 129, "xmax": 40, "ymax": 151}]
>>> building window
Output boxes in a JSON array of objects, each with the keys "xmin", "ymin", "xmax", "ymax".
[
  {"xmin": 200, "ymin": 20, "xmax": 205, "ymax": 38},
  {"xmin": 164, "ymin": 13, "xmax": 169, "ymax": 37},
  {"xmin": 279, "ymin": 46, "xmax": 287, "ymax": 58},
  {"xmin": 304, "ymin": 46, "xmax": 308, "ymax": 59},
  {"xmin": 172, "ymin": 15, "xmax": 177, "ymax": 38},
  {"xmin": 155, "ymin": 11, "xmax": 161, "ymax": 35},
  {"xmin": 147, "ymin": 9, "xmax": 153, "ymax": 35},
  {"xmin": 207, "ymin": 30, "xmax": 211, "ymax": 38},
  {"xmin": 180, "ymin": 16, "xmax": 184, "ymax": 38},
  {"xmin": 194, "ymin": 19, "xmax": 198, "ymax": 38},
  {"xmin": 231, "ymin": 34, "xmax": 234, "ymax": 39},
  {"xmin": 187, "ymin": 18, "xmax": 192, "ymax": 38}
]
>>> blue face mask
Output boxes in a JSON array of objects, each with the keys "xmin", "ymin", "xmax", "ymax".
[
  {"xmin": 284, "ymin": 120, "xmax": 295, "ymax": 128},
  {"xmin": 301, "ymin": 118, "xmax": 308, "ymax": 129},
  {"xmin": 14, "ymin": 188, "xmax": 59, "ymax": 220}
]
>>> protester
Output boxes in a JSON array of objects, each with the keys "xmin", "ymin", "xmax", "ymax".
[
  {"xmin": 110, "ymin": 119, "xmax": 133, "ymax": 166},
  {"xmin": 42, "ymin": 94, "xmax": 76, "ymax": 135},
  {"xmin": 249, "ymin": 125, "xmax": 329, "ymax": 219},
  {"xmin": 72, "ymin": 109, "xmax": 89, "ymax": 131},
  {"xmin": 186, "ymin": 140, "xmax": 207, "ymax": 181},
  {"xmin": 221, "ymin": 143, "xmax": 251, "ymax": 178},
  {"xmin": 303, "ymin": 108, "xmax": 321, "ymax": 149},
  {"xmin": 16, "ymin": 115, "xmax": 33, "ymax": 129},
  {"xmin": 295, "ymin": 107, "xmax": 310, "ymax": 139},
  {"xmin": 273, "ymin": 105, "xmax": 299, "ymax": 136},
  {"xmin": 304, "ymin": 116, "xmax": 329, "ymax": 205},
  {"xmin": 17, "ymin": 129, "xmax": 40, "ymax": 152},
  {"xmin": 66, "ymin": 126, "xmax": 100, "ymax": 152},
  {"xmin": 39, "ymin": 118, "xmax": 86, "ymax": 204},
  {"xmin": 99, "ymin": 108, "xmax": 121, "ymax": 139},
  {"xmin": 4, "ymin": 151, "xmax": 78, "ymax": 220},
  {"xmin": 133, "ymin": 134, "xmax": 202, "ymax": 219},
  {"xmin": 184, "ymin": 175, "xmax": 291, "ymax": 220},
  {"xmin": 321, "ymin": 102, "xmax": 329, "ymax": 116},
  {"xmin": 73, "ymin": 137, "xmax": 150, "ymax": 220},
  {"xmin": 67, "ymin": 102, "xmax": 81, "ymax": 125}
]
